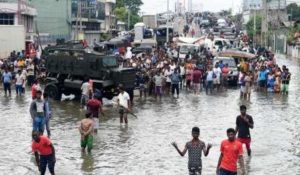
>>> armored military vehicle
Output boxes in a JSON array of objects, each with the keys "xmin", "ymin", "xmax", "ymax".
[{"xmin": 43, "ymin": 41, "xmax": 136, "ymax": 100}]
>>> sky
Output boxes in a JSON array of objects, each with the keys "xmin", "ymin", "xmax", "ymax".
[{"xmin": 141, "ymin": 0, "xmax": 243, "ymax": 15}]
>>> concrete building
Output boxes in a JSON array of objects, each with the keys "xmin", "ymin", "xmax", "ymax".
[
  {"xmin": 29, "ymin": 0, "xmax": 115, "ymax": 45},
  {"xmin": 29, "ymin": 0, "xmax": 71, "ymax": 44},
  {"xmin": 0, "ymin": 0, "xmax": 37, "ymax": 57},
  {"xmin": 0, "ymin": 0, "xmax": 36, "ymax": 33}
]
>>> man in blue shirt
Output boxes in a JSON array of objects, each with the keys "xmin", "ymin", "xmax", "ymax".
[
  {"xmin": 170, "ymin": 68, "xmax": 181, "ymax": 98},
  {"xmin": 258, "ymin": 66, "xmax": 267, "ymax": 92},
  {"xmin": 2, "ymin": 68, "xmax": 12, "ymax": 96}
]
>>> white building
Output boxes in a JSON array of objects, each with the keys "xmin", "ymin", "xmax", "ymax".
[{"xmin": 0, "ymin": 0, "xmax": 37, "ymax": 33}]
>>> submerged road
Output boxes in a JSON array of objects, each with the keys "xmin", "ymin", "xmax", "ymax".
[{"xmin": 0, "ymin": 56, "xmax": 299, "ymax": 175}]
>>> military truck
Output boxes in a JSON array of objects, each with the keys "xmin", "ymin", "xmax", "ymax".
[{"xmin": 43, "ymin": 41, "xmax": 136, "ymax": 100}]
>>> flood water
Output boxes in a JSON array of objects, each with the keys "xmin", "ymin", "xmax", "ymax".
[{"xmin": 0, "ymin": 56, "xmax": 299, "ymax": 175}]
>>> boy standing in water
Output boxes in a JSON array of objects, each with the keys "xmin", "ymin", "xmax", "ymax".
[
  {"xmin": 172, "ymin": 127, "xmax": 212, "ymax": 175},
  {"xmin": 79, "ymin": 113, "xmax": 94, "ymax": 153}
]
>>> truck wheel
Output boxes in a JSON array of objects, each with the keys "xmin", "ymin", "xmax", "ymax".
[{"xmin": 45, "ymin": 84, "xmax": 61, "ymax": 100}]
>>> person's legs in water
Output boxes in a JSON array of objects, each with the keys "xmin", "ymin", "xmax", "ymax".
[
  {"xmin": 86, "ymin": 135, "xmax": 93, "ymax": 153},
  {"xmin": 124, "ymin": 113, "xmax": 128, "ymax": 124},
  {"xmin": 39, "ymin": 155, "xmax": 48, "ymax": 175},
  {"xmin": 175, "ymin": 84, "xmax": 179, "ymax": 98},
  {"xmin": 119, "ymin": 108, "xmax": 124, "ymax": 123},
  {"xmin": 171, "ymin": 84, "xmax": 176, "ymax": 97},
  {"xmin": 45, "ymin": 118, "xmax": 51, "ymax": 137}
]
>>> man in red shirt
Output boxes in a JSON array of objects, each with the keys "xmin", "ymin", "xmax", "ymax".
[
  {"xmin": 32, "ymin": 131, "xmax": 56, "ymax": 175},
  {"xmin": 222, "ymin": 64, "xmax": 230, "ymax": 90},
  {"xmin": 87, "ymin": 95, "xmax": 105, "ymax": 134},
  {"xmin": 192, "ymin": 67, "xmax": 202, "ymax": 94},
  {"xmin": 216, "ymin": 128, "xmax": 245, "ymax": 175}
]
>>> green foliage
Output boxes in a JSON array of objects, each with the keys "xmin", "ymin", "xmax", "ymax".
[
  {"xmin": 115, "ymin": 0, "xmax": 143, "ymax": 30},
  {"xmin": 287, "ymin": 3, "xmax": 300, "ymax": 21},
  {"xmin": 115, "ymin": 0, "xmax": 143, "ymax": 15},
  {"xmin": 246, "ymin": 15, "xmax": 262, "ymax": 38},
  {"xmin": 114, "ymin": 7, "xmax": 128, "ymax": 22}
]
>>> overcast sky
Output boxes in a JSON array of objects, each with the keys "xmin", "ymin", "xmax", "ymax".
[{"xmin": 141, "ymin": 0, "xmax": 243, "ymax": 15}]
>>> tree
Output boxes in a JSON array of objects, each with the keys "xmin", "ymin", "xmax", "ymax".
[
  {"xmin": 114, "ymin": 7, "xmax": 128, "ymax": 22},
  {"xmin": 287, "ymin": 3, "xmax": 300, "ymax": 21},
  {"xmin": 116, "ymin": 0, "xmax": 143, "ymax": 15},
  {"xmin": 246, "ymin": 15, "xmax": 262, "ymax": 38},
  {"xmin": 115, "ymin": 0, "xmax": 143, "ymax": 29}
]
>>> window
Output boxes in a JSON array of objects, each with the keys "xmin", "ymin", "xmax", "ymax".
[{"xmin": 0, "ymin": 13, "xmax": 14, "ymax": 25}]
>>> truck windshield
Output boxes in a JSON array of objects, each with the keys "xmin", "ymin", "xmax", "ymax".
[{"xmin": 102, "ymin": 56, "xmax": 117, "ymax": 67}]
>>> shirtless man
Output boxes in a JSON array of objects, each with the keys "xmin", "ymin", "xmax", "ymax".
[{"xmin": 79, "ymin": 113, "xmax": 94, "ymax": 153}]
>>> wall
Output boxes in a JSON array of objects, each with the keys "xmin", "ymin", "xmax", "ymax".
[
  {"xmin": 0, "ymin": 25, "xmax": 25, "ymax": 58},
  {"xmin": 287, "ymin": 45, "xmax": 300, "ymax": 58},
  {"xmin": 30, "ymin": 0, "xmax": 71, "ymax": 38}
]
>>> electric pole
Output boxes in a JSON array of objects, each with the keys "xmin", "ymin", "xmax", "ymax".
[
  {"xmin": 166, "ymin": 0, "xmax": 170, "ymax": 43},
  {"xmin": 261, "ymin": 0, "xmax": 268, "ymax": 47}
]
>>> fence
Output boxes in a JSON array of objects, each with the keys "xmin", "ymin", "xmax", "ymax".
[{"xmin": 287, "ymin": 45, "xmax": 300, "ymax": 58}]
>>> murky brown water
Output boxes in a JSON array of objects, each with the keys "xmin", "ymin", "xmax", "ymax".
[{"xmin": 0, "ymin": 56, "xmax": 299, "ymax": 175}]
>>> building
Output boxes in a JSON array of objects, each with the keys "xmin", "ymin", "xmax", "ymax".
[
  {"xmin": 243, "ymin": 0, "xmax": 262, "ymax": 11},
  {"xmin": 0, "ymin": 0, "xmax": 36, "ymax": 33},
  {"xmin": 29, "ymin": 0, "xmax": 115, "ymax": 45},
  {"xmin": 103, "ymin": 0, "xmax": 116, "ymax": 32},
  {"xmin": 0, "ymin": 0, "xmax": 37, "ymax": 58},
  {"xmin": 29, "ymin": 0, "xmax": 71, "ymax": 44}
]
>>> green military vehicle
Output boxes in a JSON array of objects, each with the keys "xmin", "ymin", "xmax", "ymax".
[{"xmin": 43, "ymin": 41, "xmax": 136, "ymax": 100}]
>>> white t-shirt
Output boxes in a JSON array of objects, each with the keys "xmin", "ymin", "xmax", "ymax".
[
  {"xmin": 118, "ymin": 92, "xmax": 130, "ymax": 108},
  {"xmin": 154, "ymin": 75, "xmax": 163, "ymax": 86},
  {"xmin": 164, "ymin": 69, "xmax": 172, "ymax": 83},
  {"xmin": 15, "ymin": 74, "xmax": 24, "ymax": 85},
  {"xmin": 81, "ymin": 82, "xmax": 90, "ymax": 96},
  {"xmin": 213, "ymin": 67, "xmax": 222, "ymax": 79}
]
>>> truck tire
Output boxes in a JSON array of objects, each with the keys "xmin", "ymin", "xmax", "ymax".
[{"xmin": 44, "ymin": 84, "xmax": 61, "ymax": 100}]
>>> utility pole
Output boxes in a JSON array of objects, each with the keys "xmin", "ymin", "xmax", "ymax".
[
  {"xmin": 79, "ymin": 0, "xmax": 83, "ymax": 35},
  {"xmin": 128, "ymin": 9, "xmax": 130, "ymax": 30},
  {"xmin": 254, "ymin": 8, "xmax": 256, "ymax": 47},
  {"xmin": 166, "ymin": 0, "xmax": 170, "ymax": 43},
  {"xmin": 261, "ymin": 0, "xmax": 268, "ymax": 47}
]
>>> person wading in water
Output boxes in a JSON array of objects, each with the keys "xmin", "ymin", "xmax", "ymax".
[
  {"xmin": 172, "ymin": 127, "xmax": 212, "ymax": 175},
  {"xmin": 235, "ymin": 105, "xmax": 254, "ymax": 156},
  {"xmin": 216, "ymin": 128, "xmax": 245, "ymax": 175},
  {"xmin": 79, "ymin": 113, "xmax": 94, "ymax": 153}
]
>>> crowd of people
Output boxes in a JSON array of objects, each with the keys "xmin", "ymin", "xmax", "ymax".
[
  {"xmin": 117, "ymin": 41, "xmax": 291, "ymax": 103},
  {"xmin": 0, "ymin": 25, "xmax": 293, "ymax": 175}
]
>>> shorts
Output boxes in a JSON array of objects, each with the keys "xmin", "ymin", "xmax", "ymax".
[
  {"xmin": 238, "ymin": 138, "xmax": 251, "ymax": 151},
  {"xmin": 166, "ymin": 82, "xmax": 171, "ymax": 88},
  {"xmin": 80, "ymin": 95, "xmax": 89, "ymax": 106},
  {"xmin": 281, "ymin": 84, "xmax": 289, "ymax": 93},
  {"xmin": 119, "ymin": 107, "xmax": 128, "ymax": 115},
  {"xmin": 193, "ymin": 83, "xmax": 201, "ymax": 91},
  {"xmin": 139, "ymin": 84, "xmax": 148, "ymax": 90},
  {"xmin": 189, "ymin": 166, "xmax": 202, "ymax": 175},
  {"xmin": 93, "ymin": 117, "xmax": 99, "ymax": 129},
  {"xmin": 213, "ymin": 78, "xmax": 220, "ymax": 84},
  {"xmin": 155, "ymin": 86, "xmax": 162, "ymax": 96},
  {"xmin": 219, "ymin": 168, "xmax": 237, "ymax": 175},
  {"xmin": 245, "ymin": 85, "xmax": 251, "ymax": 94},
  {"xmin": 40, "ymin": 154, "xmax": 55, "ymax": 175},
  {"xmin": 240, "ymin": 86, "xmax": 246, "ymax": 93},
  {"xmin": 259, "ymin": 80, "xmax": 266, "ymax": 87},
  {"xmin": 81, "ymin": 134, "xmax": 93, "ymax": 150}
]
